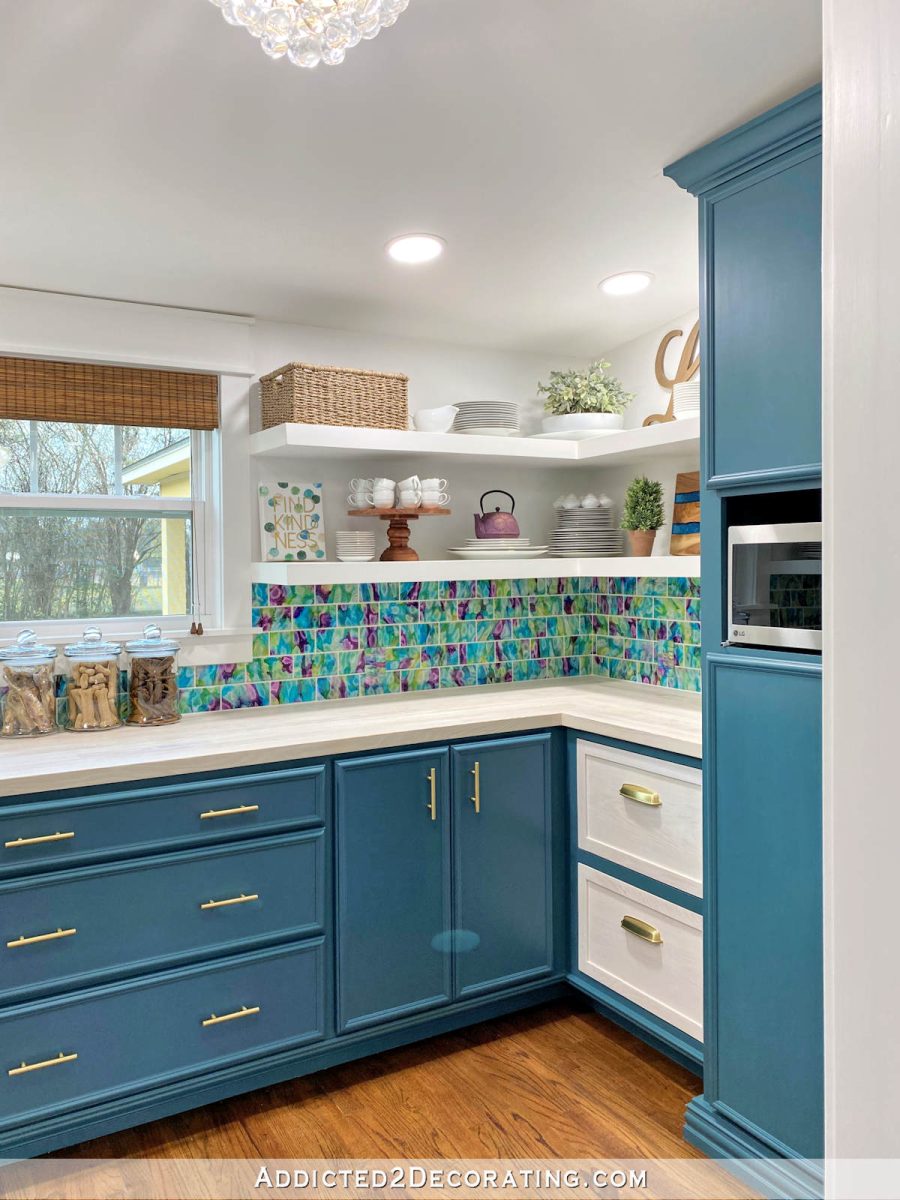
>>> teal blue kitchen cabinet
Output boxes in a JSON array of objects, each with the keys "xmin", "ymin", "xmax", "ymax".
[
  {"xmin": 335, "ymin": 734, "xmax": 558, "ymax": 1032},
  {"xmin": 666, "ymin": 84, "xmax": 822, "ymax": 490},
  {"xmin": 695, "ymin": 656, "xmax": 823, "ymax": 1163},
  {"xmin": 451, "ymin": 735, "xmax": 554, "ymax": 998},
  {"xmin": 667, "ymin": 85, "xmax": 824, "ymax": 1194},
  {"xmin": 334, "ymin": 747, "xmax": 452, "ymax": 1033}
]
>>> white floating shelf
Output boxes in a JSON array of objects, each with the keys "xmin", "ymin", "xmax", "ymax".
[
  {"xmin": 253, "ymin": 556, "xmax": 701, "ymax": 585},
  {"xmin": 250, "ymin": 418, "xmax": 699, "ymax": 469}
]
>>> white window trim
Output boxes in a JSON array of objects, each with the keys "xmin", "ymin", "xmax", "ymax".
[{"xmin": 0, "ymin": 429, "xmax": 221, "ymax": 646}]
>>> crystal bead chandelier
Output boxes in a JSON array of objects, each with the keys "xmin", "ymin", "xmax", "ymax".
[{"xmin": 208, "ymin": 0, "xmax": 411, "ymax": 68}]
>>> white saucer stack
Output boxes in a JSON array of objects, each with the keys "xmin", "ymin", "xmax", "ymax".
[
  {"xmin": 454, "ymin": 400, "xmax": 520, "ymax": 437},
  {"xmin": 336, "ymin": 531, "xmax": 376, "ymax": 562},
  {"xmin": 549, "ymin": 508, "xmax": 625, "ymax": 557},
  {"xmin": 448, "ymin": 537, "xmax": 548, "ymax": 560}
]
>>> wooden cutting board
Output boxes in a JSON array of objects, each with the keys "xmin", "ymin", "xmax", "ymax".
[{"xmin": 670, "ymin": 471, "xmax": 700, "ymax": 556}]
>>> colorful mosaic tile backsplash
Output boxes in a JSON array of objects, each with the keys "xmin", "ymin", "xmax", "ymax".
[{"xmin": 176, "ymin": 576, "xmax": 701, "ymax": 713}]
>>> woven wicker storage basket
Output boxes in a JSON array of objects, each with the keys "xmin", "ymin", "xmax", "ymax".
[{"xmin": 259, "ymin": 362, "xmax": 409, "ymax": 430}]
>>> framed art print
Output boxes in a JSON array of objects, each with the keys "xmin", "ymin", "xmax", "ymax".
[{"xmin": 259, "ymin": 481, "xmax": 326, "ymax": 561}]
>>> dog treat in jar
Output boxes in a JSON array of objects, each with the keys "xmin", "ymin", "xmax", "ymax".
[
  {"xmin": 125, "ymin": 624, "xmax": 181, "ymax": 726},
  {"xmin": 0, "ymin": 629, "xmax": 57, "ymax": 737},
  {"xmin": 62, "ymin": 626, "xmax": 122, "ymax": 732}
]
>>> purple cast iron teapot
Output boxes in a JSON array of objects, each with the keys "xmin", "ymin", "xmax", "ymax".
[{"xmin": 474, "ymin": 490, "xmax": 521, "ymax": 539}]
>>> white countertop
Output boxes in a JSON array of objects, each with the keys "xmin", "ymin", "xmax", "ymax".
[{"xmin": 0, "ymin": 678, "xmax": 702, "ymax": 798}]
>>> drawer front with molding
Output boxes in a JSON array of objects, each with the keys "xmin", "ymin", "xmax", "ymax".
[
  {"xmin": 576, "ymin": 741, "xmax": 702, "ymax": 896},
  {"xmin": 577, "ymin": 862, "xmax": 702, "ymax": 1039},
  {"xmin": 0, "ymin": 940, "xmax": 324, "ymax": 1131},
  {"xmin": 0, "ymin": 831, "xmax": 323, "ymax": 1000},
  {"xmin": 0, "ymin": 764, "xmax": 326, "ymax": 876}
]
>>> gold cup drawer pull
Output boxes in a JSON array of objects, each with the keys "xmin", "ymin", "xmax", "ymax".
[
  {"xmin": 200, "ymin": 893, "xmax": 259, "ymax": 911},
  {"xmin": 9, "ymin": 1051, "xmax": 78, "ymax": 1078},
  {"xmin": 470, "ymin": 761, "xmax": 481, "ymax": 814},
  {"xmin": 621, "ymin": 915, "xmax": 663, "ymax": 944},
  {"xmin": 199, "ymin": 804, "xmax": 259, "ymax": 821},
  {"xmin": 7, "ymin": 927, "xmax": 77, "ymax": 949},
  {"xmin": 619, "ymin": 782, "xmax": 662, "ymax": 807},
  {"xmin": 5, "ymin": 831, "xmax": 75, "ymax": 849},
  {"xmin": 202, "ymin": 1004, "xmax": 260, "ymax": 1027}
]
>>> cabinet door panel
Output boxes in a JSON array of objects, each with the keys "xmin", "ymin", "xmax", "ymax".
[
  {"xmin": 710, "ymin": 658, "xmax": 823, "ymax": 1157},
  {"xmin": 335, "ymin": 748, "xmax": 451, "ymax": 1033},
  {"xmin": 710, "ymin": 150, "xmax": 821, "ymax": 480},
  {"xmin": 452, "ymin": 734, "xmax": 553, "ymax": 998}
]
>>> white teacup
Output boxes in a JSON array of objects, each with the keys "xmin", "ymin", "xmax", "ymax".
[
  {"xmin": 349, "ymin": 477, "xmax": 373, "ymax": 491},
  {"xmin": 398, "ymin": 474, "xmax": 421, "ymax": 491},
  {"xmin": 420, "ymin": 477, "xmax": 447, "ymax": 491},
  {"xmin": 371, "ymin": 490, "xmax": 395, "ymax": 508},
  {"xmin": 347, "ymin": 493, "xmax": 371, "ymax": 509},
  {"xmin": 372, "ymin": 477, "xmax": 396, "ymax": 490},
  {"xmin": 421, "ymin": 491, "xmax": 449, "ymax": 506},
  {"xmin": 398, "ymin": 491, "xmax": 422, "ymax": 509}
]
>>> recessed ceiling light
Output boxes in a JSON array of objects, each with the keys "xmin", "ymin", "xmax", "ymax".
[
  {"xmin": 599, "ymin": 271, "xmax": 654, "ymax": 296},
  {"xmin": 386, "ymin": 234, "xmax": 446, "ymax": 265}
]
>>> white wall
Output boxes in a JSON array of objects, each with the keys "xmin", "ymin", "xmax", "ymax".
[
  {"xmin": 598, "ymin": 310, "xmax": 701, "ymax": 555},
  {"xmin": 249, "ymin": 319, "xmax": 590, "ymax": 558},
  {"xmin": 823, "ymin": 1, "xmax": 900, "ymax": 1190}
]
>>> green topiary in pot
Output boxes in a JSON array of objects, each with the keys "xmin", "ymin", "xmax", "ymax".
[
  {"xmin": 621, "ymin": 476, "xmax": 665, "ymax": 557},
  {"xmin": 538, "ymin": 360, "xmax": 634, "ymax": 434}
]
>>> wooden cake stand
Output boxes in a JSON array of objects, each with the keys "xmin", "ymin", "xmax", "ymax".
[{"xmin": 347, "ymin": 507, "xmax": 451, "ymax": 562}]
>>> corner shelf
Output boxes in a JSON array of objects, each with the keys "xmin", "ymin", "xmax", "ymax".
[
  {"xmin": 253, "ymin": 556, "xmax": 701, "ymax": 585},
  {"xmin": 250, "ymin": 418, "xmax": 699, "ymax": 469}
]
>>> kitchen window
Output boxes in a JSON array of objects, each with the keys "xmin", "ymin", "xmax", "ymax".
[{"xmin": 0, "ymin": 357, "xmax": 220, "ymax": 640}]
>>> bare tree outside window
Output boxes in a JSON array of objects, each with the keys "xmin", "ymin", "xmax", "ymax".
[{"xmin": 0, "ymin": 421, "xmax": 193, "ymax": 623}]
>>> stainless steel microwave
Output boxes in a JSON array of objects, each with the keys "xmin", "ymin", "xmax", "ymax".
[{"xmin": 728, "ymin": 522, "xmax": 822, "ymax": 651}]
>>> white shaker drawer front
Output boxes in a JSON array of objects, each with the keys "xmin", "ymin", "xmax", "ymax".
[
  {"xmin": 577, "ymin": 863, "xmax": 702, "ymax": 1039},
  {"xmin": 576, "ymin": 741, "xmax": 702, "ymax": 897}
]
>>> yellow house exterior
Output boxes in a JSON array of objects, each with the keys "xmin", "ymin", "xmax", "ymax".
[{"xmin": 122, "ymin": 438, "xmax": 190, "ymax": 615}]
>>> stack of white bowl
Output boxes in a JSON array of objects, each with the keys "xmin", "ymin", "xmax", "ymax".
[
  {"xmin": 454, "ymin": 400, "xmax": 520, "ymax": 437},
  {"xmin": 673, "ymin": 378, "xmax": 701, "ymax": 419},
  {"xmin": 336, "ymin": 531, "xmax": 376, "ymax": 562}
]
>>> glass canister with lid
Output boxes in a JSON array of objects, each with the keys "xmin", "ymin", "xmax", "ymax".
[
  {"xmin": 62, "ymin": 626, "xmax": 123, "ymax": 732},
  {"xmin": 125, "ymin": 624, "xmax": 181, "ymax": 726},
  {"xmin": 0, "ymin": 629, "xmax": 58, "ymax": 737}
]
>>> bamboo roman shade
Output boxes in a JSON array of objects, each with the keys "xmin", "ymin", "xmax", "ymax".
[{"xmin": 0, "ymin": 357, "xmax": 219, "ymax": 430}]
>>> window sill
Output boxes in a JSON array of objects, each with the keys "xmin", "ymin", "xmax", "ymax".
[{"xmin": 0, "ymin": 626, "xmax": 254, "ymax": 668}]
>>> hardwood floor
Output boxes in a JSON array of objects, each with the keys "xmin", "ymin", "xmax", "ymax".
[{"xmin": 58, "ymin": 999, "xmax": 704, "ymax": 1160}]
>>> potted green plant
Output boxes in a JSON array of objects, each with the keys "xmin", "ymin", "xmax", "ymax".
[
  {"xmin": 538, "ymin": 360, "xmax": 634, "ymax": 435},
  {"xmin": 621, "ymin": 476, "xmax": 664, "ymax": 556}
]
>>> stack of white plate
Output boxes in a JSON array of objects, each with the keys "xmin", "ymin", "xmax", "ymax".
[
  {"xmin": 549, "ymin": 508, "xmax": 625, "ymax": 557},
  {"xmin": 673, "ymin": 378, "xmax": 701, "ymax": 418},
  {"xmin": 454, "ymin": 400, "xmax": 520, "ymax": 437},
  {"xmin": 336, "ymin": 531, "xmax": 376, "ymax": 562},
  {"xmin": 448, "ymin": 537, "xmax": 548, "ymax": 560}
]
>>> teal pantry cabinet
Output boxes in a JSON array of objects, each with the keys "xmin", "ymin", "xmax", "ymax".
[
  {"xmin": 666, "ymin": 84, "xmax": 824, "ymax": 1192},
  {"xmin": 334, "ymin": 734, "xmax": 558, "ymax": 1031}
]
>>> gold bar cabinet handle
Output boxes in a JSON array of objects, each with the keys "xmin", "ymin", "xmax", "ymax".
[
  {"xmin": 619, "ymin": 783, "xmax": 662, "ymax": 807},
  {"xmin": 621, "ymin": 915, "xmax": 663, "ymax": 944},
  {"xmin": 7, "ymin": 927, "xmax": 77, "ymax": 949},
  {"xmin": 199, "ymin": 804, "xmax": 259, "ymax": 821},
  {"xmin": 470, "ymin": 761, "xmax": 481, "ymax": 814},
  {"xmin": 426, "ymin": 768, "xmax": 437, "ymax": 821},
  {"xmin": 5, "ymin": 831, "xmax": 75, "ymax": 849},
  {"xmin": 202, "ymin": 1004, "xmax": 260, "ymax": 1027},
  {"xmin": 200, "ymin": 893, "xmax": 259, "ymax": 911},
  {"xmin": 9, "ymin": 1051, "xmax": 78, "ymax": 1078}
]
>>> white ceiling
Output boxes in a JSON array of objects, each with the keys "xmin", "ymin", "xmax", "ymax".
[{"xmin": 0, "ymin": 0, "xmax": 820, "ymax": 357}]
